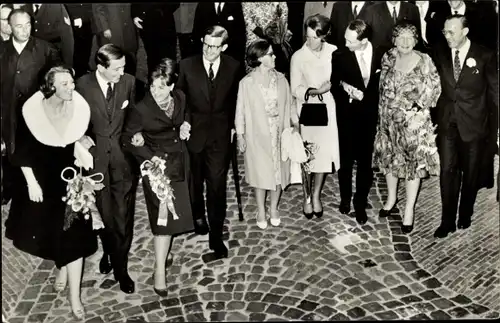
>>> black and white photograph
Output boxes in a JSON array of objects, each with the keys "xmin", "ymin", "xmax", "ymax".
[{"xmin": 1, "ymin": 1, "xmax": 498, "ymax": 322}]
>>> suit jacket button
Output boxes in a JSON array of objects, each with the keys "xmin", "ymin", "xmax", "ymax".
[{"xmin": 174, "ymin": 139, "xmax": 178, "ymax": 143}]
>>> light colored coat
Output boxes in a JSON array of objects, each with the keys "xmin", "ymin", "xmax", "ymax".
[{"xmin": 235, "ymin": 70, "xmax": 296, "ymax": 190}]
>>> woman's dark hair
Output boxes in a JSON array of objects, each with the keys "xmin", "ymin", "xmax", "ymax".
[
  {"xmin": 95, "ymin": 43, "xmax": 125, "ymax": 69},
  {"xmin": 40, "ymin": 65, "xmax": 74, "ymax": 99},
  {"xmin": 347, "ymin": 19, "xmax": 373, "ymax": 41},
  {"xmin": 304, "ymin": 14, "xmax": 331, "ymax": 39},
  {"xmin": 149, "ymin": 57, "xmax": 178, "ymax": 86},
  {"xmin": 246, "ymin": 40, "xmax": 272, "ymax": 68}
]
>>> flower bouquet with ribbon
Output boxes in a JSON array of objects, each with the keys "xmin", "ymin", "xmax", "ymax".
[
  {"xmin": 61, "ymin": 166, "xmax": 105, "ymax": 231},
  {"xmin": 140, "ymin": 156, "xmax": 179, "ymax": 226}
]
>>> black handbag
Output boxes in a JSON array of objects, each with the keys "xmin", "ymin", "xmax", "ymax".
[{"xmin": 299, "ymin": 88, "xmax": 328, "ymax": 126}]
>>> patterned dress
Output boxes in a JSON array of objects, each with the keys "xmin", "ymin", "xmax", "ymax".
[
  {"xmin": 373, "ymin": 48, "xmax": 442, "ymax": 180},
  {"xmin": 258, "ymin": 71, "xmax": 281, "ymax": 185},
  {"xmin": 242, "ymin": 2, "xmax": 288, "ymax": 73}
]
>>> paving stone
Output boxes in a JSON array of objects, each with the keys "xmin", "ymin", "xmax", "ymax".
[
  {"xmin": 362, "ymin": 302, "xmax": 385, "ymax": 313},
  {"xmin": 226, "ymin": 301, "xmax": 245, "ymax": 311},
  {"xmin": 450, "ymin": 295, "xmax": 472, "ymax": 305},
  {"xmin": 346, "ymin": 306, "xmax": 367, "ymax": 319},
  {"xmin": 374, "ymin": 310, "xmax": 399, "ymax": 320},
  {"xmin": 362, "ymin": 280, "xmax": 385, "ymax": 292},
  {"xmin": 465, "ymin": 304, "xmax": 490, "ymax": 315},
  {"xmin": 430, "ymin": 310, "xmax": 452, "ymax": 320},
  {"xmin": 420, "ymin": 290, "xmax": 441, "ymax": 300},
  {"xmin": 316, "ymin": 305, "xmax": 337, "ymax": 318},
  {"xmin": 283, "ymin": 308, "xmax": 305, "ymax": 320},
  {"xmin": 297, "ymin": 300, "xmax": 319, "ymax": 312},
  {"xmin": 390, "ymin": 285, "xmax": 412, "ymax": 296},
  {"xmin": 330, "ymin": 313, "xmax": 349, "ymax": 320},
  {"xmin": 249, "ymin": 313, "xmax": 267, "ymax": 322},
  {"xmin": 266, "ymin": 304, "xmax": 287, "ymax": 316}
]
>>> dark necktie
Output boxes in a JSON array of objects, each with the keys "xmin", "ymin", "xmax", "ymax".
[
  {"xmin": 454, "ymin": 10, "xmax": 459, "ymax": 15},
  {"xmin": 353, "ymin": 5, "xmax": 358, "ymax": 17},
  {"xmin": 217, "ymin": 2, "xmax": 222, "ymax": 15},
  {"xmin": 453, "ymin": 50, "xmax": 461, "ymax": 81},
  {"xmin": 323, "ymin": 2, "xmax": 327, "ymax": 8},
  {"xmin": 208, "ymin": 63, "xmax": 214, "ymax": 82},
  {"xmin": 106, "ymin": 82, "xmax": 113, "ymax": 101},
  {"xmin": 392, "ymin": 6, "xmax": 397, "ymax": 23},
  {"xmin": 34, "ymin": 4, "xmax": 40, "ymax": 15}
]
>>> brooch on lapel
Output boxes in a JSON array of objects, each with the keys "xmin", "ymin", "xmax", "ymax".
[
  {"xmin": 121, "ymin": 100, "xmax": 129, "ymax": 109},
  {"xmin": 466, "ymin": 58, "xmax": 479, "ymax": 74}
]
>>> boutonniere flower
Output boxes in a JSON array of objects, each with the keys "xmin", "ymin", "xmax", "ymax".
[
  {"xmin": 227, "ymin": 15, "xmax": 234, "ymax": 21},
  {"xmin": 466, "ymin": 58, "xmax": 479, "ymax": 74},
  {"xmin": 121, "ymin": 100, "xmax": 129, "ymax": 109}
]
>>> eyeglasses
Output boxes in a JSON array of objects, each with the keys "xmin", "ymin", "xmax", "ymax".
[{"xmin": 203, "ymin": 42, "xmax": 223, "ymax": 50}]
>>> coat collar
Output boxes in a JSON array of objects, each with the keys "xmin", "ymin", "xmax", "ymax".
[{"xmin": 23, "ymin": 91, "xmax": 90, "ymax": 147}]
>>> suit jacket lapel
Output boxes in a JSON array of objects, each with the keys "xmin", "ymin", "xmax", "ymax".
[
  {"xmin": 110, "ymin": 79, "xmax": 123, "ymax": 121},
  {"xmin": 457, "ymin": 42, "xmax": 477, "ymax": 85},
  {"xmin": 348, "ymin": 51, "xmax": 365, "ymax": 89},
  {"xmin": 89, "ymin": 73, "xmax": 109, "ymax": 120},
  {"xmin": 213, "ymin": 55, "xmax": 231, "ymax": 93},
  {"xmin": 441, "ymin": 45, "xmax": 456, "ymax": 86},
  {"xmin": 195, "ymin": 56, "xmax": 211, "ymax": 103}
]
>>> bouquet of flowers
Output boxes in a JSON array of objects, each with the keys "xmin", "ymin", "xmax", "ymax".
[
  {"xmin": 140, "ymin": 156, "xmax": 179, "ymax": 226},
  {"xmin": 301, "ymin": 141, "xmax": 319, "ymax": 202},
  {"xmin": 61, "ymin": 166, "xmax": 105, "ymax": 231},
  {"xmin": 252, "ymin": 4, "xmax": 294, "ymax": 62}
]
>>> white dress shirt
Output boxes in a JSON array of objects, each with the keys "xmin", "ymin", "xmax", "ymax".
[
  {"xmin": 417, "ymin": 1, "xmax": 429, "ymax": 43},
  {"xmin": 450, "ymin": 2, "xmax": 466, "ymax": 15},
  {"xmin": 214, "ymin": 2, "xmax": 225, "ymax": 13},
  {"xmin": 12, "ymin": 39, "xmax": 29, "ymax": 54},
  {"xmin": 95, "ymin": 70, "xmax": 114, "ymax": 97},
  {"xmin": 386, "ymin": 1, "xmax": 401, "ymax": 17},
  {"xmin": 33, "ymin": 3, "xmax": 42, "ymax": 13},
  {"xmin": 355, "ymin": 41, "xmax": 373, "ymax": 86},
  {"xmin": 451, "ymin": 37, "xmax": 471, "ymax": 70},
  {"xmin": 352, "ymin": 1, "xmax": 366, "ymax": 15},
  {"xmin": 202, "ymin": 56, "xmax": 221, "ymax": 78}
]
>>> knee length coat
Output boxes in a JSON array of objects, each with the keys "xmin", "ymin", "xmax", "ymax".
[{"xmin": 235, "ymin": 70, "xmax": 297, "ymax": 190}]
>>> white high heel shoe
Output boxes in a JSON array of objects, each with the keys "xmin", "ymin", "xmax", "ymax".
[
  {"xmin": 269, "ymin": 210, "xmax": 281, "ymax": 227},
  {"xmin": 256, "ymin": 212, "xmax": 269, "ymax": 229}
]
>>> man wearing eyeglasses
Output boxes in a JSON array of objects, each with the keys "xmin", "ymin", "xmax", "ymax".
[{"xmin": 176, "ymin": 25, "xmax": 241, "ymax": 261}]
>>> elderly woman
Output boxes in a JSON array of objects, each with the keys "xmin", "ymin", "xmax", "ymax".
[
  {"xmin": 290, "ymin": 14, "xmax": 340, "ymax": 220},
  {"xmin": 373, "ymin": 22, "xmax": 441, "ymax": 233},
  {"xmin": 122, "ymin": 58, "xmax": 194, "ymax": 296},
  {"xmin": 5, "ymin": 66, "xmax": 97, "ymax": 319},
  {"xmin": 235, "ymin": 40, "xmax": 298, "ymax": 229}
]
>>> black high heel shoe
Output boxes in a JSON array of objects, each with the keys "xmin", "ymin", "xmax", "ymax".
[
  {"xmin": 303, "ymin": 202, "xmax": 314, "ymax": 219},
  {"xmin": 313, "ymin": 200, "xmax": 323, "ymax": 218},
  {"xmin": 401, "ymin": 223, "xmax": 414, "ymax": 234},
  {"xmin": 379, "ymin": 204, "xmax": 397, "ymax": 218},
  {"xmin": 152, "ymin": 274, "xmax": 169, "ymax": 297}
]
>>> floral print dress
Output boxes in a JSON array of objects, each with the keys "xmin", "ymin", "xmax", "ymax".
[
  {"xmin": 373, "ymin": 48, "xmax": 442, "ymax": 180},
  {"xmin": 258, "ymin": 71, "xmax": 282, "ymax": 185}
]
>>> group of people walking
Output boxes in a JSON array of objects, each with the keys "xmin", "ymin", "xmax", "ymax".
[{"xmin": 0, "ymin": 1, "xmax": 498, "ymax": 321}]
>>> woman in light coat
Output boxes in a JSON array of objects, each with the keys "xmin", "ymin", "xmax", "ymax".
[{"xmin": 236, "ymin": 40, "xmax": 299, "ymax": 229}]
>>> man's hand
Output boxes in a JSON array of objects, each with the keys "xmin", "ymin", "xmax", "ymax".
[
  {"xmin": 237, "ymin": 134, "xmax": 246, "ymax": 153},
  {"xmin": 27, "ymin": 181, "xmax": 43, "ymax": 203},
  {"xmin": 133, "ymin": 17, "xmax": 143, "ymax": 29},
  {"xmin": 231, "ymin": 128, "xmax": 236, "ymax": 143},
  {"xmin": 341, "ymin": 81, "xmax": 364, "ymax": 101},
  {"xmin": 73, "ymin": 18, "xmax": 83, "ymax": 28},
  {"xmin": 308, "ymin": 81, "xmax": 331, "ymax": 97},
  {"xmin": 180, "ymin": 121, "xmax": 191, "ymax": 140},
  {"xmin": 131, "ymin": 132, "xmax": 145, "ymax": 147},
  {"xmin": 103, "ymin": 29, "xmax": 112, "ymax": 39}
]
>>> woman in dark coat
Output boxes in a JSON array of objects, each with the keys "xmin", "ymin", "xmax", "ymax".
[
  {"xmin": 122, "ymin": 58, "xmax": 194, "ymax": 296},
  {"xmin": 6, "ymin": 66, "xmax": 97, "ymax": 319}
]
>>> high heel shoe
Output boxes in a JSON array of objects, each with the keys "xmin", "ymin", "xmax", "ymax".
[
  {"xmin": 312, "ymin": 200, "xmax": 323, "ymax": 218},
  {"xmin": 269, "ymin": 211, "xmax": 281, "ymax": 227},
  {"xmin": 303, "ymin": 202, "xmax": 314, "ymax": 219},
  {"xmin": 69, "ymin": 298, "xmax": 85, "ymax": 320},
  {"xmin": 256, "ymin": 212, "xmax": 269, "ymax": 229},
  {"xmin": 152, "ymin": 274, "xmax": 169, "ymax": 297},
  {"xmin": 401, "ymin": 223, "xmax": 414, "ymax": 234},
  {"xmin": 379, "ymin": 204, "xmax": 397, "ymax": 217}
]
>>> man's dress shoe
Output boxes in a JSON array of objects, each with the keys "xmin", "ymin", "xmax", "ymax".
[
  {"xmin": 99, "ymin": 254, "xmax": 112, "ymax": 275},
  {"xmin": 194, "ymin": 218, "xmax": 209, "ymax": 235},
  {"xmin": 355, "ymin": 209, "xmax": 368, "ymax": 225},
  {"xmin": 457, "ymin": 218, "xmax": 471, "ymax": 230},
  {"xmin": 115, "ymin": 273, "xmax": 135, "ymax": 294},
  {"xmin": 339, "ymin": 201, "xmax": 351, "ymax": 215},
  {"xmin": 433, "ymin": 225, "xmax": 456, "ymax": 238}
]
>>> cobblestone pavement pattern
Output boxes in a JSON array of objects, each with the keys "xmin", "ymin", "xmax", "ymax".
[
  {"xmin": 2, "ymin": 153, "xmax": 498, "ymax": 322},
  {"xmin": 2, "ymin": 39, "xmax": 499, "ymax": 322}
]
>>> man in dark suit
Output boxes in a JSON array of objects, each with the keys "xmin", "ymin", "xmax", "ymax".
[
  {"xmin": 331, "ymin": 19, "xmax": 384, "ymax": 225},
  {"xmin": 409, "ymin": 1, "xmax": 444, "ymax": 53},
  {"xmin": 432, "ymin": 14, "xmax": 498, "ymax": 238},
  {"xmin": 0, "ymin": 8, "xmax": 60, "ymax": 205},
  {"xmin": 192, "ymin": 2, "xmax": 246, "ymax": 64},
  {"xmin": 76, "ymin": 44, "xmax": 137, "ymax": 293},
  {"xmin": 176, "ymin": 25, "xmax": 241, "ymax": 260},
  {"xmin": 328, "ymin": 1, "xmax": 374, "ymax": 48},
  {"xmin": 20, "ymin": 4, "xmax": 74, "ymax": 67},
  {"xmin": 91, "ymin": 4, "xmax": 138, "ymax": 76},
  {"xmin": 364, "ymin": 1, "xmax": 421, "ymax": 53},
  {"xmin": 132, "ymin": 3, "xmax": 179, "ymax": 74},
  {"xmin": 66, "ymin": 4, "xmax": 93, "ymax": 78},
  {"xmin": 286, "ymin": 1, "xmax": 306, "ymax": 52}
]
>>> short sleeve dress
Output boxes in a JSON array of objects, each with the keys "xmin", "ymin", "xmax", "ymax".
[
  {"xmin": 373, "ymin": 48, "xmax": 442, "ymax": 180},
  {"xmin": 5, "ymin": 91, "xmax": 97, "ymax": 268}
]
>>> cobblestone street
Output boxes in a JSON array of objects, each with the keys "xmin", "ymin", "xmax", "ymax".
[{"xmin": 2, "ymin": 153, "xmax": 499, "ymax": 322}]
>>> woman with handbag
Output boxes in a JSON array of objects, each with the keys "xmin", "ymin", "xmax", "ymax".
[
  {"xmin": 290, "ymin": 14, "xmax": 340, "ymax": 219},
  {"xmin": 122, "ymin": 58, "xmax": 194, "ymax": 296},
  {"xmin": 235, "ymin": 40, "xmax": 299, "ymax": 229}
]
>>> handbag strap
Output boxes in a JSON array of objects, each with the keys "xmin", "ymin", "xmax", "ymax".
[{"xmin": 304, "ymin": 88, "xmax": 323, "ymax": 102}]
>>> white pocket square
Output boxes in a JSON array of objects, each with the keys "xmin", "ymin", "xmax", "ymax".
[
  {"xmin": 121, "ymin": 100, "xmax": 129, "ymax": 109},
  {"xmin": 228, "ymin": 16, "xmax": 234, "ymax": 21},
  {"xmin": 376, "ymin": 69, "xmax": 381, "ymax": 73}
]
